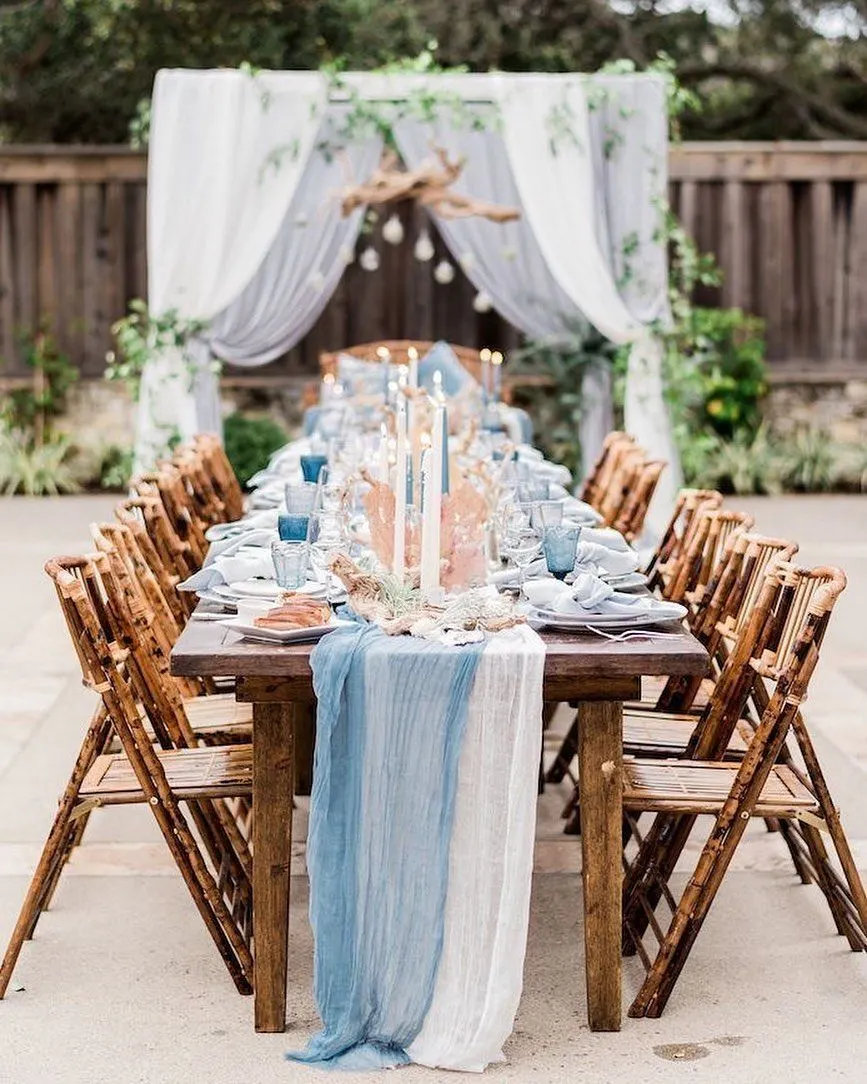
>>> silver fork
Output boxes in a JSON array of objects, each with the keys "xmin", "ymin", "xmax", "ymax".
[{"xmin": 584, "ymin": 625, "xmax": 683, "ymax": 642}]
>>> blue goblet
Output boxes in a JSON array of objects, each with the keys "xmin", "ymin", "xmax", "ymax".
[{"xmin": 542, "ymin": 525, "xmax": 581, "ymax": 581}]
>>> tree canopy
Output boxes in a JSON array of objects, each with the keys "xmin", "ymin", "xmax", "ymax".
[{"xmin": 0, "ymin": 0, "xmax": 864, "ymax": 143}]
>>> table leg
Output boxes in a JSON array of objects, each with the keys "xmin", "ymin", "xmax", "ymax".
[
  {"xmin": 253, "ymin": 701, "xmax": 295, "ymax": 1033},
  {"xmin": 577, "ymin": 699, "xmax": 623, "ymax": 1031}
]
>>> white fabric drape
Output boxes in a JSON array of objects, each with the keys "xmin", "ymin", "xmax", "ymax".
[
  {"xmin": 496, "ymin": 74, "xmax": 679, "ymax": 530},
  {"xmin": 407, "ymin": 625, "xmax": 544, "ymax": 1072},
  {"xmin": 392, "ymin": 116, "xmax": 609, "ymax": 474},
  {"xmin": 135, "ymin": 68, "xmax": 326, "ymax": 468},
  {"xmin": 204, "ymin": 124, "xmax": 383, "ymax": 367}
]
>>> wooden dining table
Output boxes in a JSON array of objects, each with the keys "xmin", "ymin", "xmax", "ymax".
[{"xmin": 171, "ymin": 614, "xmax": 708, "ymax": 1034}]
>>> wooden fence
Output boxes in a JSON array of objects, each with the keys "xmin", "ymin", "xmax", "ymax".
[{"xmin": 0, "ymin": 142, "xmax": 865, "ymax": 383}]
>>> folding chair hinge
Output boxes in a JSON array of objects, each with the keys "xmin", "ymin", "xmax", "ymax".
[{"xmin": 794, "ymin": 810, "xmax": 829, "ymax": 833}]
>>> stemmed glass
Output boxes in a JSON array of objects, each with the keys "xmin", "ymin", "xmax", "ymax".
[{"xmin": 307, "ymin": 509, "xmax": 345, "ymax": 602}]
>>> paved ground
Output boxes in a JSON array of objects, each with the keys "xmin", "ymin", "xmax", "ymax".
[{"xmin": 1, "ymin": 494, "xmax": 867, "ymax": 1083}]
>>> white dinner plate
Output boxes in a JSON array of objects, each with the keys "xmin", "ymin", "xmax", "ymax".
[
  {"xmin": 530, "ymin": 600, "xmax": 686, "ymax": 631},
  {"xmin": 221, "ymin": 616, "xmax": 352, "ymax": 644},
  {"xmin": 599, "ymin": 571, "xmax": 648, "ymax": 591}
]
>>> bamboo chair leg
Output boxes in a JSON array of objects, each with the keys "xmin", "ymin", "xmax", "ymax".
[
  {"xmin": 0, "ymin": 700, "xmax": 112, "ymax": 1001},
  {"xmin": 797, "ymin": 822, "xmax": 858, "ymax": 945},
  {"xmin": 774, "ymin": 817, "xmax": 814, "ymax": 885},
  {"xmin": 545, "ymin": 715, "xmax": 578, "ymax": 784}
]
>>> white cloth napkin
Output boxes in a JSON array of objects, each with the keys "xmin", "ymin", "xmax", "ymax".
[
  {"xmin": 205, "ymin": 510, "xmax": 280, "ymax": 543},
  {"xmin": 204, "ymin": 528, "xmax": 278, "ymax": 565},
  {"xmin": 572, "ymin": 541, "xmax": 639, "ymax": 578},
  {"xmin": 523, "ymin": 574, "xmax": 685, "ymax": 620},
  {"xmin": 580, "ymin": 527, "xmax": 630, "ymax": 552},
  {"xmin": 179, "ymin": 550, "xmax": 275, "ymax": 592}
]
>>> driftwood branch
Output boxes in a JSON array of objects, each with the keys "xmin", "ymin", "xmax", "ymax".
[{"xmin": 340, "ymin": 144, "xmax": 520, "ymax": 224}]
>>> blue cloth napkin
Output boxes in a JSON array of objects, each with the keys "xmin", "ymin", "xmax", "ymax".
[{"xmin": 418, "ymin": 341, "xmax": 474, "ymax": 397}]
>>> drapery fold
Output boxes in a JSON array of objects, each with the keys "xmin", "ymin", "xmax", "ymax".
[
  {"xmin": 135, "ymin": 68, "xmax": 327, "ymax": 467},
  {"xmin": 495, "ymin": 74, "xmax": 679, "ymax": 528}
]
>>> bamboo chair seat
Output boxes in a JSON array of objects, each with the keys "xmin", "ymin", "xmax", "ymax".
[
  {"xmin": 622, "ymin": 712, "xmax": 749, "ymax": 759},
  {"xmin": 623, "ymin": 759, "xmax": 818, "ymax": 818},
  {"xmin": 82, "ymin": 745, "xmax": 252, "ymax": 805},
  {"xmin": 183, "ymin": 694, "xmax": 253, "ymax": 730}
]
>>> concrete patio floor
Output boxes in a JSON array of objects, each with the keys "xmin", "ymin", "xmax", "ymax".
[{"xmin": 1, "ymin": 494, "xmax": 867, "ymax": 1083}]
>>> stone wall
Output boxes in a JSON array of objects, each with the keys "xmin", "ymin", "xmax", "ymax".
[
  {"xmin": 763, "ymin": 380, "xmax": 867, "ymax": 445},
  {"xmin": 5, "ymin": 375, "xmax": 867, "ymax": 452}
]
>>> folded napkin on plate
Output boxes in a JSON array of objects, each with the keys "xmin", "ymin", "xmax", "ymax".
[
  {"xmin": 559, "ymin": 496, "xmax": 603, "ymax": 524},
  {"xmin": 580, "ymin": 526, "xmax": 630, "ymax": 552},
  {"xmin": 205, "ymin": 510, "xmax": 279, "ymax": 543},
  {"xmin": 204, "ymin": 528, "xmax": 278, "ymax": 565},
  {"xmin": 523, "ymin": 574, "xmax": 685, "ymax": 621},
  {"xmin": 572, "ymin": 541, "xmax": 639, "ymax": 578},
  {"xmin": 178, "ymin": 550, "xmax": 274, "ymax": 592}
]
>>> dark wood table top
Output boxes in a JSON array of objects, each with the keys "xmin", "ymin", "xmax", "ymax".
[{"xmin": 171, "ymin": 608, "xmax": 709, "ymax": 703}]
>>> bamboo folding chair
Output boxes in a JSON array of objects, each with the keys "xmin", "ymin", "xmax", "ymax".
[
  {"xmin": 192, "ymin": 433, "xmax": 245, "ymax": 522},
  {"xmin": 621, "ymin": 563, "xmax": 867, "ymax": 1017},
  {"xmin": 579, "ymin": 431, "xmax": 636, "ymax": 512},
  {"xmin": 134, "ymin": 466, "xmax": 210, "ymax": 568},
  {"xmin": 645, "ymin": 488, "xmax": 723, "ymax": 593},
  {"xmin": 612, "ymin": 458, "xmax": 667, "ymax": 544},
  {"xmin": 0, "ymin": 557, "xmax": 254, "ymax": 1000}
]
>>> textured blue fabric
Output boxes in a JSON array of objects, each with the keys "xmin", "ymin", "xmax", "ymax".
[
  {"xmin": 288, "ymin": 622, "xmax": 484, "ymax": 1071},
  {"xmin": 418, "ymin": 341, "xmax": 474, "ymax": 397}
]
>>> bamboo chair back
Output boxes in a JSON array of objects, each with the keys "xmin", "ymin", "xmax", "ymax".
[
  {"xmin": 115, "ymin": 498, "xmax": 193, "ymax": 621},
  {"xmin": 613, "ymin": 458, "xmax": 667, "ymax": 543},
  {"xmin": 134, "ymin": 467, "xmax": 209, "ymax": 567},
  {"xmin": 596, "ymin": 444, "xmax": 645, "ymax": 526},
  {"xmin": 666, "ymin": 508, "xmax": 755, "ymax": 607},
  {"xmin": 647, "ymin": 488, "xmax": 723, "ymax": 592},
  {"xmin": 192, "ymin": 434, "xmax": 244, "ymax": 521},
  {"xmin": 579, "ymin": 431, "xmax": 635, "ymax": 510}
]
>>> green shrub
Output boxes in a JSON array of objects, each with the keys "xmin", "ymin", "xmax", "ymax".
[
  {"xmin": 223, "ymin": 413, "xmax": 288, "ymax": 487},
  {"xmin": 0, "ymin": 428, "xmax": 81, "ymax": 496}
]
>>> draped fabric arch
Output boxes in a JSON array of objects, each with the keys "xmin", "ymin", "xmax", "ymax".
[{"xmin": 135, "ymin": 68, "xmax": 679, "ymax": 527}]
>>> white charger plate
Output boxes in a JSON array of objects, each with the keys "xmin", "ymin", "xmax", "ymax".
[
  {"xmin": 221, "ymin": 615, "xmax": 351, "ymax": 644},
  {"xmin": 530, "ymin": 599, "xmax": 686, "ymax": 631}
]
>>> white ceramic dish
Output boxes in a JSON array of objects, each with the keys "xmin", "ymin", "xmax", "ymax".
[{"xmin": 221, "ymin": 615, "xmax": 351, "ymax": 644}]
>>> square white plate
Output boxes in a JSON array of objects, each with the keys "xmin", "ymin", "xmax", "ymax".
[{"xmin": 221, "ymin": 615, "xmax": 352, "ymax": 644}]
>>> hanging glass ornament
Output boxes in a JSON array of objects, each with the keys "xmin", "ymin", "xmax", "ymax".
[
  {"xmin": 339, "ymin": 243, "xmax": 355, "ymax": 266},
  {"xmin": 473, "ymin": 290, "xmax": 493, "ymax": 313},
  {"xmin": 414, "ymin": 228, "xmax": 435, "ymax": 262},
  {"xmin": 308, "ymin": 270, "xmax": 325, "ymax": 292},
  {"xmin": 433, "ymin": 259, "xmax": 455, "ymax": 285},
  {"xmin": 458, "ymin": 251, "xmax": 476, "ymax": 273},
  {"xmin": 359, "ymin": 246, "xmax": 380, "ymax": 272},
  {"xmin": 382, "ymin": 214, "xmax": 405, "ymax": 245},
  {"xmin": 295, "ymin": 211, "xmax": 309, "ymax": 228},
  {"xmin": 500, "ymin": 245, "xmax": 517, "ymax": 262}
]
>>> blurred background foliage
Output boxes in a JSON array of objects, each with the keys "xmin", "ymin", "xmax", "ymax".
[{"xmin": 0, "ymin": 0, "xmax": 863, "ymax": 143}]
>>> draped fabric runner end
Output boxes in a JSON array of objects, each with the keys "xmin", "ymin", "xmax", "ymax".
[{"xmin": 289, "ymin": 621, "xmax": 544, "ymax": 1072}]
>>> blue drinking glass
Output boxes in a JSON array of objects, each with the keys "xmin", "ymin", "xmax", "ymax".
[
  {"xmin": 300, "ymin": 453, "xmax": 329, "ymax": 484},
  {"xmin": 278, "ymin": 513, "xmax": 310, "ymax": 542},
  {"xmin": 543, "ymin": 525, "xmax": 581, "ymax": 581}
]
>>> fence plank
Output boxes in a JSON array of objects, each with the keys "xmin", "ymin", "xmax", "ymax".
[
  {"xmin": 811, "ymin": 181, "xmax": 835, "ymax": 361},
  {"xmin": 0, "ymin": 190, "xmax": 15, "ymax": 366}
]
